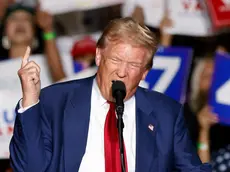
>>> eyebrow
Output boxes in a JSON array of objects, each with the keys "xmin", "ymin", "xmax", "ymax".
[{"xmin": 110, "ymin": 56, "xmax": 143, "ymax": 64}]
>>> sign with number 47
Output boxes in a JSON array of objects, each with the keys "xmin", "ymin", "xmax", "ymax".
[
  {"xmin": 140, "ymin": 46, "xmax": 193, "ymax": 103},
  {"xmin": 209, "ymin": 53, "xmax": 230, "ymax": 125}
]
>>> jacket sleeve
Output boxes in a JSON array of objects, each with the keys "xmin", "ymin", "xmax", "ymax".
[
  {"xmin": 9, "ymin": 92, "xmax": 52, "ymax": 172},
  {"xmin": 173, "ymin": 105, "xmax": 212, "ymax": 172}
]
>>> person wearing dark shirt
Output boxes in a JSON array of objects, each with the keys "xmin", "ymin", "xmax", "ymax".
[{"xmin": 184, "ymin": 55, "xmax": 230, "ymax": 171}]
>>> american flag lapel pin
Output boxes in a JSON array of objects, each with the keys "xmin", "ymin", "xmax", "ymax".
[{"xmin": 148, "ymin": 124, "xmax": 154, "ymax": 131}]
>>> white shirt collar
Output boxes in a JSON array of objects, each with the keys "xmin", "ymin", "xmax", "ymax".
[
  {"xmin": 92, "ymin": 79, "xmax": 135, "ymax": 117},
  {"xmin": 92, "ymin": 79, "xmax": 107, "ymax": 107}
]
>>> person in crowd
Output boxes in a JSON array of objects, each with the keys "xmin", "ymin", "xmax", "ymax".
[
  {"xmin": 71, "ymin": 36, "xmax": 96, "ymax": 73},
  {"xmin": 10, "ymin": 17, "xmax": 211, "ymax": 171},
  {"xmin": 184, "ymin": 53, "xmax": 230, "ymax": 171},
  {"xmin": 0, "ymin": 159, "xmax": 12, "ymax": 172},
  {"xmin": 122, "ymin": 0, "xmax": 172, "ymax": 47},
  {"xmin": 216, "ymin": 31, "xmax": 230, "ymax": 55},
  {"xmin": 122, "ymin": 0, "xmax": 162, "ymax": 34},
  {"xmin": 0, "ymin": 3, "xmax": 65, "ymax": 82},
  {"xmin": 0, "ymin": 3, "xmax": 66, "ymax": 171},
  {"xmin": 123, "ymin": 0, "xmax": 221, "ymax": 58}
]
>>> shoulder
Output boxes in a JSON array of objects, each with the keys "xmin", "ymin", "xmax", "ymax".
[
  {"xmin": 40, "ymin": 76, "xmax": 94, "ymax": 103},
  {"xmin": 138, "ymin": 87, "xmax": 182, "ymax": 109},
  {"xmin": 43, "ymin": 76, "xmax": 93, "ymax": 92},
  {"xmin": 137, "ymin": 87, "xmax": 182, "ymax": 116}
]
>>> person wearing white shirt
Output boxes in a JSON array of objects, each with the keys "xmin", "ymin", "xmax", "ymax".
[
  {"xmin": 122, "ymin": 0, "xmax": 165, "ymax": 29},
  {"xmin": 10, "ymin": 17, "xmax": 211, "ymax": 172},
  {"xmin": 122, "ymin": 0, "xmax": 175, "ymax": 47}
]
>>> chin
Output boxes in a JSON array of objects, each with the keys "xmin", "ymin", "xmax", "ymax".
[{"xmin": 14, "ymin": 38, "xmax": 27, "ymax": 43}]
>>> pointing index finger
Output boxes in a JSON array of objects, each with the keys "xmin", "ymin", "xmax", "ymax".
[{"xmin": 21, "ymin": 46, "xmax": 31, "ymax": 68}]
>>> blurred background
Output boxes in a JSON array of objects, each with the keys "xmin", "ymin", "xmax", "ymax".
[{"xmin": 1, "ymin": 0, "xmax": 230, "ymax": 171}]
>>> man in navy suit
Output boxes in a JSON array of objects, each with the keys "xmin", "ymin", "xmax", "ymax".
[{"xmin": 10, "ymin": 17, "xmax": 211, "ymax": 172}]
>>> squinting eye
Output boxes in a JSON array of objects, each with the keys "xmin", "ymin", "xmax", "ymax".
[
  {"xmin": 110, "ymin": 58, "xmax": 120, "ymax": 63},
  {"xmin": 130, "ymin": 63, "xmax": 142, "ymax": 68}
]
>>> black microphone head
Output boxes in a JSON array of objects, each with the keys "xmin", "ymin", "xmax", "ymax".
[{"xmin": 112, "ymin": 80, "xmax": 126, "ymax": 99}]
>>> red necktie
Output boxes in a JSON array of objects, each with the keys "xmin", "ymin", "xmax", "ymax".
[{"xmin": 104, "ymin": 101, "xmax": 128, "ymax": 172}]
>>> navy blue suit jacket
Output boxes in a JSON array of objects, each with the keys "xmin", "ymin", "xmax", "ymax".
[{"xmin": 10, "ymin": 76, "xmax": 211, "ymax": 171}]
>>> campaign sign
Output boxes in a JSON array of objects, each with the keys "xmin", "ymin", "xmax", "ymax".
[
  {"xmin": 0, "ymin": 55, "xmax": 53, "ymax": 159},
  {"xmin": 73, "ymin": 61, "xmax": 85, "ymax": 73},
  {"xmin": 40, "ymin": 0, "xmax": 124, "ymax": 14},
  {"xmin": 205, "ymin": 0, "xmax": 230, "ymax": 29},
  {"xmin": 209, "ymin": 52, "xmax": 230, "ymax": 125},
  {"xmin": 140, "ymin": 46, "xmax": 193, "ymax": 103},
  {"xmin": 122, "ymin": 0, "xmax": 165, "ymax": 28},
  {"xmin": 164, "ymin": 0, "xmax": 213, "ymax": 36}
]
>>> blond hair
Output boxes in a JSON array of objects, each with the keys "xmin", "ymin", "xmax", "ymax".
[
  {"xmin": 190, "ymin": 56, "xmax": 214, "ymax": 112},
  {"xmin": 97, "ymin": 17, "xmax": 158, "ymax": 69}
]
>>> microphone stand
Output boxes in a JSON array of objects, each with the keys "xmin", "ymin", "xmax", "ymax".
[{"xmin": 116, "ymin": 105, "xmax": 126, "ymax": 172}]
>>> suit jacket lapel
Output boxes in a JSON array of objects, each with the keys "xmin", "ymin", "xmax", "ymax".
[
  {"xmin": 63, "ymin": 77, "xmax": 94, "ymax": 171},
  {"xmin": 135, "ymin": 87, "xmax": 158, "ymax": 172}
]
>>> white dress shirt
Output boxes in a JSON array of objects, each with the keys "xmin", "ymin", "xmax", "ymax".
[
  {"xmin": 79, "ymin": 80, "xmax": 136, "ymax": 171},
  {"xmin": 19, "ymin": 79, "xmax": 136, "ymax": 171}
]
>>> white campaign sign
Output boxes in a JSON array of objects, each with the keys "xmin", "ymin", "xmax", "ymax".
[
  {"xmin": 122, "ymin": 0, "xmax": 165, "ymax": 28},
  {"xmin": 123, "ymin": 0, "xmax": 213, "ymax": 36},
  {"xmin": 39, "ymin": 0, "xmax": 124, "ymax": 14},
  {"xmin": 0, "ymin": 55, "xmax": 53, "ymax": 159},
  {"xmin": 0, "ymin": 55, "xmax": 52, "ymax": 90},
  {"xmin": 164, "ymin": 0, "xmax": 214, "ymax": 36}
]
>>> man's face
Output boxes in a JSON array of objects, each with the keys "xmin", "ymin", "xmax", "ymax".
[{"xmin": 95, "ymin": 42, "xmax": 149, "ymax": 101}]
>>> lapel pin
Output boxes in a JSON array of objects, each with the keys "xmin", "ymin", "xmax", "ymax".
[{"xmin": 148, "ymin": 124, "xmax": 154, "ymax": 131}]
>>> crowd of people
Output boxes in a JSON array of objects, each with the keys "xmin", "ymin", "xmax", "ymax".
[{"xmin": 0, "ymin": 0, "xmax": 230, "ymax": 171}]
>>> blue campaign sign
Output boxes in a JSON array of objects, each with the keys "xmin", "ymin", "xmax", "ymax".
[
  {"xmin": 209, "ymin": 53, "xmax": 230, "ymax": 125},
  {"xmin": 140, "ymin": 46, "xmax": 193, "ymax": 103},
  {"xmin": 73, "ymin": 61, "xmax": 84, "ymax": 73}
]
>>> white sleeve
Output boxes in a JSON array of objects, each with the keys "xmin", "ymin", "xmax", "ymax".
[{"xmin": 18, "ymin": 99, "xmax": 40, "ymax": 113}]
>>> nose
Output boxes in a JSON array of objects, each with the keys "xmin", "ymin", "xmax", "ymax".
[{"xmin": 116, "ymin": 62, "xmax": 127, "ymax": 78}]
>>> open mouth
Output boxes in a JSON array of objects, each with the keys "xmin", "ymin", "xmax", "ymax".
[{"xmin": 15, "ymin": 26, "xmax": 26, "ymax": 34}]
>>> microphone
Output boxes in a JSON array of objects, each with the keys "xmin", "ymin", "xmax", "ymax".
[
  {"xmin": 112, "ymin": 80, "xmax": 126, "ymax": 117},
  {"xmin": 112, "ymin": 80, "xmax": 126, "ymax": 172}
]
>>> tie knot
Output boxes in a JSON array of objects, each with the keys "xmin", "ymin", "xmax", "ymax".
[{"xmin": 107, "ymin": 101, "xmax": 115, "ymax": 108}]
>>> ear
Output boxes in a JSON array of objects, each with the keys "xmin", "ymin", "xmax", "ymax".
[
  {"xmin": 141, "ymin": 69, "xmax": 149, "ymax": 80},
  {"xmin": 95, "ymin": 48, "xmax": 102, "ymax": 67}
]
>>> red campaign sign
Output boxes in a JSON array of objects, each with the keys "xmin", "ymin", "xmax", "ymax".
[{"xmin": 206, "ymin": 0, "xmax": 230, "ymax": 28}]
